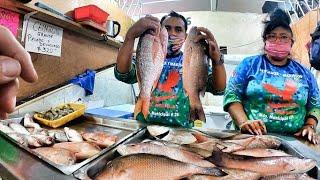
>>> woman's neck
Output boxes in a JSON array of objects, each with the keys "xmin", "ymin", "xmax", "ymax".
[{"xmin": 266, "ymin": 54, "xmax": 288, "ymax": 66}]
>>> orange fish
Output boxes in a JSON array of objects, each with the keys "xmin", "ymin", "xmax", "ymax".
[{"xmin": 134, "ymin": 27, "xmax": 168, "ymax": 119}]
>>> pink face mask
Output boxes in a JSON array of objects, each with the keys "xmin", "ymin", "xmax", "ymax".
[{"xmin": 265, "ymin": 41, "xmax": 292, "ymax": 60}]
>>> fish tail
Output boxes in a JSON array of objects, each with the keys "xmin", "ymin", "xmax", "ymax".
[
  {"xmin": 205, "ymin": 147, "xmax": 224, "ymax": 166},
  {"xmin": 134, "ymin": 97, "xmax": 150, "ymax": 119},
  {"xmin": 189, "ymin": 96, "xmax": 206, "ymax": 122}
]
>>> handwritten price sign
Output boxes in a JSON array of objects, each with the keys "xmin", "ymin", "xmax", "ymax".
[{"xmin": 25, "ymin": 18, "xmax": 63, "ymax": 57}]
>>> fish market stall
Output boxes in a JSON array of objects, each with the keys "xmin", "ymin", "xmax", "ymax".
[{"xmin": 0, "ymin": 115, "xmax": 319, "ymax": 179}]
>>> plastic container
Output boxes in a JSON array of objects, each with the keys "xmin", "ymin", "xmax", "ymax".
[
  {"xmin": 34, "ymin": 103, "xmax": 86, "ymax": 128},
  {"xmin": 74, "ymin": 5, "xmax": 109, "ymax": 25}
]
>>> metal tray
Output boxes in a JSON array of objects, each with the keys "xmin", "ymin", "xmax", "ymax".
[
  {"xmin": 74, "ymin": 128, "xmax": 319, "ymax": 179},
  {"xmin": 0, "ymin": 115, "xmax": 144, "ymax": 175}
]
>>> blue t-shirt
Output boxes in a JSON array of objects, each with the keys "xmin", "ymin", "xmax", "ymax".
[{"xmin": 224, "ymin": 55, "xmax": 320, "ymax": 133}]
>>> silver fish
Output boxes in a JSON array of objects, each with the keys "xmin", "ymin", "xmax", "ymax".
[
  {"xmin": 48, "ymin": 130, "xmax": 69, "ymax": 142},
  {"xmin": 64, "ymin": 127, "xmax": 83, "ymax": 142},
  {"xmin": 0, "ymin": 123, "xmax": 15, "ymax": 134},
  {"xmin": 9, "ymin": 123, "xmax": 30, "ymax": 135},
  {"xmin": 161, "ymin": 129, "xmax": 197, "ymax": 145},
  {"xmin": 23, "ymin": 113, "xmax": 41, "ymax": 129}
]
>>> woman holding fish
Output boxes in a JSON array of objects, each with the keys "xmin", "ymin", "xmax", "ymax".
[
  {"xmin": 0, "ymin": 25, "xmax": 38, "ymax": 119},
  {"xmin": 115, "ymin": 11, "xmax": 226, "ymax": 128},
  {"xmin": 224, "ymin": 9, "xmax": 320, "ymax": 144}
]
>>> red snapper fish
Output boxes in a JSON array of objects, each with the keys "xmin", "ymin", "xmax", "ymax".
[{"xmin": 134, "ymin": 27, "xmax": 168, "ymax": 119}]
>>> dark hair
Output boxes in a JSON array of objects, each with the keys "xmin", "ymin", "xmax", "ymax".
[
  {"xmin": 160, "ymin": 11, "xmax": 188, "ymax": 31},
  {"xmin": 262, "ymin": 9, "xmax": 293, "ymax": 41}
]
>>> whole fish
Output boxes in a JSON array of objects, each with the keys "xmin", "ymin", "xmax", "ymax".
[
  {"xmin": 0, "ymin": 123, "xmax": 15, "ymax": 134},
  {"xmin": 53, "ymin": 142, "xmax": 100, "ymax": 160},
  {"xmin": 117, "ymin": 142, "xmax": 215, "ymax": 167},
  {"xmin": 9, "ymin": 123, "xmax": 30, "ymax": 135},
  {"xmin": 33, "ymin": 147, "xmax": 76, "ymax": 166},
  {"xmin": 82, "ymin": 131, "xmax": 117, "ymax": 148},
  {"xmin": 134, "ymin": 27, "xmax": 168, "ymax": 119},
  {"xmin": 31, "ymin": 134, "xmax": 54, "ymax": 146},
  {"xmin": 207, "ymin": 149, "xmax": 316, "ymax": 176},
  {"xmin": 218, "ymin": 135, "xmax": 281, "ymax": 153},
  {"xmin": 232, "ymin": 148, "xmax": 291, "ymax": 157},
  {"xmin": 95, "ymin": 154, "xmax": 227, "ymax": 180},
  {"xmin": 148, "ymin": 139, "xmax": 213, "ymax": 158},
  {"xmin": 23, "ymin": 113, "xmax": 41, "ymax": 129},
  {"xmin": 183, "ymin": 26, "xmax": 208, "ymax": 122},
  {"xmin": 64, "ymin": 127, "xmax": 83, "ymax": 142},
  {"xmin": 187, "ymin": 168, "xmax": 261, "ymax": 180},
  {"xmin": 261, "ymin": 173, "xmax": 316, "ymax": 180}
]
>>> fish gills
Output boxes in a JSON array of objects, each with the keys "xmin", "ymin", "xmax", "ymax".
[
  {"xmin": 183, "ymin": 26, "xmax": 208, "ymax": 122},
  {"xmin": 134, "ymin": 27, "xmax": 168, "ymax": 119},
  {"xmin": 95, "ymin": 154, "xmax": 227, "ymax": 180}
]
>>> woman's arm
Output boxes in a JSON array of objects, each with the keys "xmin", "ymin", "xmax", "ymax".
[{"xmin": 228, "ymin": 102, "xmax": 266, "ymax": 135}]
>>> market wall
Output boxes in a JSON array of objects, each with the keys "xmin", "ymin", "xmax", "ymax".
[
  {"xmin": 148, "ymin": 11, "xmax": 266, "ymax": 55},
  {"xmin": 0, "ymin": 0, "xmax": 134, "ymax": 101}
]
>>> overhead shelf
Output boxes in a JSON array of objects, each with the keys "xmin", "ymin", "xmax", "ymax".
[{"xmin": 0, "ymin": 1, "xmax": 122, "ymax": 48}]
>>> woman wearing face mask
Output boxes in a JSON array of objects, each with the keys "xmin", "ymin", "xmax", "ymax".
[
  {"xmin": 224, "ymin": 9, "xmax": 320, "ymax": 144},
  {"xmin": 114, "ymin": 11, "xmax": 226, "ymax": 128}
]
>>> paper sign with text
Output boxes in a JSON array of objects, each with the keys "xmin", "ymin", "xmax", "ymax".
[
  {"xmin": 25, "ymin": 18, "xmax": 63, "ymax": 57},
  {"xmin": 0, "ymin": 8, "xmax": 20, "ymax": 37}
]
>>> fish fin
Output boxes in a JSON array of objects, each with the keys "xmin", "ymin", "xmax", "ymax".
[
  {"xmin": 134, "ymin": 97, "xmax": 150, "ymax": 119},
  {"xmin": 205, "ymin": 148, "xmax": 224, "ymax": 167}
]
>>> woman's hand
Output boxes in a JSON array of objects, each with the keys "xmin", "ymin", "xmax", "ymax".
[
  {"xmin": 294, "ymin": 125, "xmax": 319, "ymax": 144},
  {"xmin": 239, "ymin": 120, "xmax": 267, "ymax": 135}
]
